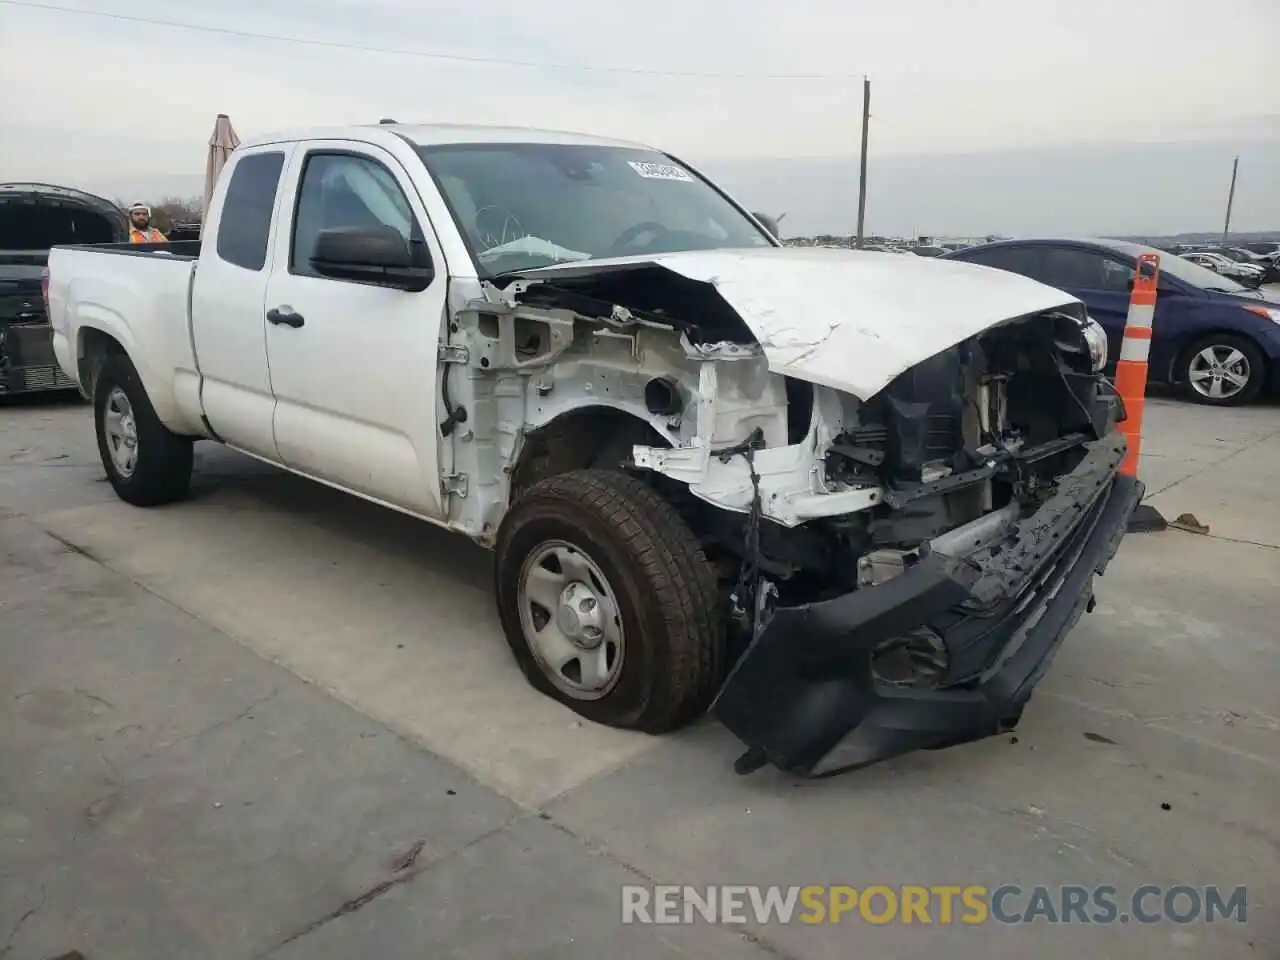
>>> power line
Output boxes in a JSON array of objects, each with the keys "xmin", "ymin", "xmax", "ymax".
[{"xmin": 0, "ymin": 0, "xmax": 859, "ymax": 80}]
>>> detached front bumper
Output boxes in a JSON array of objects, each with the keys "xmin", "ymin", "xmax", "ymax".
[{"xmin": 714, "ymin": 433, "xmax": 1142, "ymax": 777}]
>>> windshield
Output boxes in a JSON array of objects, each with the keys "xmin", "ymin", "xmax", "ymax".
[
  {"xmin": 416, "ymin": 142, "xmax": 773, "ymax": 275},
  {"xmin": 1098, "ymin": 239, "xmax": 1248, "ymax": 293}
]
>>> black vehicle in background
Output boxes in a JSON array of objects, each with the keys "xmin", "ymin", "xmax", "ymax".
[
  {"xmin": 167, "ymin": 220, "xmax": 202, "ymax": 242},
  {"xmin": 0, "ymin": 183, "xmax": 128, "ymax": 394}
]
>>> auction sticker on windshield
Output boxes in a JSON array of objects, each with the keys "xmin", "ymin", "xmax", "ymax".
[{"xmin": 628, "ymin": 161, "xmax": 695, "ymax": 182}]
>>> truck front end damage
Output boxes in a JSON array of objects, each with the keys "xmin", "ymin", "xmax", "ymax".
[
  {"xmin": 481, "ymin": 249, "xmax": 1140, "ymax": 775},
  {"xmin": 715, "ymin": 435, "xmax": 1140, "ymax": 777}
]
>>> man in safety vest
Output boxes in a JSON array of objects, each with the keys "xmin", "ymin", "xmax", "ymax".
[{"xmin": 127, "ymin": 203, "xmax": 168, "ymax": 244}]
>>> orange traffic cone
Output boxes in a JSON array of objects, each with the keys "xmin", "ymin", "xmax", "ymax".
[{"xmin": 1115, "ymin": 253, "xmax": 1167, "ymax": 533}]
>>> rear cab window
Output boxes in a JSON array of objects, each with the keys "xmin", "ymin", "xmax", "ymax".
[{"xmin": 216, "ymin": 152, "xmax": 286, "ymax": 271}]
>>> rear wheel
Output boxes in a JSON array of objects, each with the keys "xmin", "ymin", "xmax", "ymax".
[
  {"xmin": 94, "ymin": 354, "xmax": 193, "ymax": 505},
  {"xmin": 1178, "ymin": 334, "xmax": 1265, "ymax": 406},
  {"xmin": 494, "ymin": 469, "xmax": 724, "ymax": 733}
]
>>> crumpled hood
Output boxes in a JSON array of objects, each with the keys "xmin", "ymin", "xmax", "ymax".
[{"xmin": 515, "ymin": 246, "xmax": 1083, "ymax": 400}]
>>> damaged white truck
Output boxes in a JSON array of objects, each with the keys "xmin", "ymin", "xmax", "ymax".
[{"xmin": 45, "ymin": 123, "xmax": 1142, "ymax": 777}]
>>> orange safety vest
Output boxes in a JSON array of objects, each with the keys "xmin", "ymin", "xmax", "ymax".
[{"xmin": 129, "ymin": 226, "xmax": 168, "ymax": 244}]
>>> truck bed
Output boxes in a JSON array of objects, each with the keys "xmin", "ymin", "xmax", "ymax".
[{"xmin": 46, "ymin": 242, "xmax": 204, "ymax": 432}]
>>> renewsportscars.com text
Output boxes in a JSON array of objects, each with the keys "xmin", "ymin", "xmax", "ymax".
[{"xmin": 621, "ymin": 884, "xmax": 1248, "ymax": 926}]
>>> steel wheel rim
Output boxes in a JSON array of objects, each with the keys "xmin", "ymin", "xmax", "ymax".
[
  {"xmin": 102, "ymin": 387, "xmax": 139, "ymax": 478},
  {"xmin": 516, "ymin": 539, "xmax": 625, "ymax": 701},
  {"xmin": 1188, "ymin": 345, "xmax": 1250, "ymax": 401}
]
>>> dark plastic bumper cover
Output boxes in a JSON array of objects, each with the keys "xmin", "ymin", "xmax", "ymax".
[{"xmin": 714, "ymin": 434, "xmax": 1143, "ymax": 777}]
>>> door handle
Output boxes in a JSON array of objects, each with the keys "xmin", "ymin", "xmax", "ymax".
[{"xmin": 267, "ymin": 306, "xmax": 305, "ymax": 328}]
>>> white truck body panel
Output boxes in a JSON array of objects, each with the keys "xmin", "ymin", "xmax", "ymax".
[
  {"xmin": 46, "ymin": 121, "xmax": 1087, "ymax": 540},
  {"xmin": 262, "ymin": 139, "xmax": 451, "ymax": 515},
  {"xmin": 189, "ymin": 142, "xmax": 296, "ymax": 461},
  {"xmin": 48, "ymin": 247, "xmax": 203, "ymax": 433}
]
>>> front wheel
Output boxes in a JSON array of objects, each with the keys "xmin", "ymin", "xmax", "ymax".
[
  {"xmin": 1178, "ymin": 334, "xmax": 1265, "ymax": 406},
  {"xmin": 94, "ymin": 354, "xmax": 194, "ymax": 505},
  {"xmin": 494, "ymin": 469, "xmax": 724, "ymax": 733}
]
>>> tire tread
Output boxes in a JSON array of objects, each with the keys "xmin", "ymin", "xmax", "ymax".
[
  {"xmin": 95, "ymin": 354, "xmax": 193, "ymax": 506},
  {"xmin": 495, "ymin": 469, "xmax": 723, "ymax": 733}
]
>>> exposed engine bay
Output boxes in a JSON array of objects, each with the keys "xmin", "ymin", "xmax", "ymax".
[
  {"xmin": 439, "ymin": 250, "xmax": 1134, "ymax": 776},
  {"xmin": 454, "ymin": 257, "xmax": 1117, "ymax": 620}
]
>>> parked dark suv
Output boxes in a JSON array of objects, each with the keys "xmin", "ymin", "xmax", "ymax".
[
  {"xmin": 1, "ymin": 183, "xmax": 128, "ymax": 395},
  {"xmin": 943, "ymin": 238, "xmax": 1280, "ymax": 406}
]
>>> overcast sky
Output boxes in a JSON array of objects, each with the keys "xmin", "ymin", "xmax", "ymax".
[{"xmin": 1, "ymin": 0, "xmax": 1276, "ymax": 236}]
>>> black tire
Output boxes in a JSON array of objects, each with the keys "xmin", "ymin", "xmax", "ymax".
[
  {"xmin": 494, "ymin": 469, "xmax": 724, "ymax": 733},
  {"xmin": 1177, "ymin": 333, "xmax": 1266, "ymax": 406},
  {"xmin": 94, "ymin": 353, "xmax": 193, "ymax": 505}
]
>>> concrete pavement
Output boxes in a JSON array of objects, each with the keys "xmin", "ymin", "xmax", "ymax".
[{"xmin": 2, "ymin": 392, "xmax": 1277, "ymax": 958}]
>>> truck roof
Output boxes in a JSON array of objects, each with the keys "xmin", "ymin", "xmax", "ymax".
[{"xmin": 240, "ymin": 122, "xmax": 652, "ymax": 152}]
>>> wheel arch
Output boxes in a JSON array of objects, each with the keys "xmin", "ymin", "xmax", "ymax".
[
  {"xmin": 77, "ymin": 325, "xmax": 128, "ymax": 401},
  {"xmin": 508, "ymin": 404, "xmax": 674, "ymax": 503}
]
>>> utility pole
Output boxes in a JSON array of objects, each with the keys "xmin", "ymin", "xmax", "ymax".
[
  {"xmin": 855, "ymin": 76, "xmax": 870, "ymax": 249},
  {"xmin": 1221, "ymin": 155, "xmax": 1239, "ymax": 244}
]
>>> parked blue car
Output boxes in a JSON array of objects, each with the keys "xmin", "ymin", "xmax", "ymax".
[{"xmin": 941, "ymin": 238, "xmax": 1280, "ymax": 405}]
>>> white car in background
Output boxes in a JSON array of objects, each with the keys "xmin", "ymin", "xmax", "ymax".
[{"xmin": 1182, "ymin": 250, "xmax": 1266, "ymax": 287}]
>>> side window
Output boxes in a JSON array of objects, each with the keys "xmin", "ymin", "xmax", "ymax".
[
  {"xmin": 216, "ymin": 151, "xmax": 285, "ymax": 271},
  {"xmin": 290, "ymin": 153, "xmax": 417, "ymax": 278},
  {"xmin": 1041, "ymin": 248, "xmax": 1129, "ymax": 291},
  {"xmin": 966, "ymin": 246, "xmax": 1037, "ymax": 279},
  {"xmin": 1099, "ymin": 258, "xmax": 1134, "ymax": 292}
]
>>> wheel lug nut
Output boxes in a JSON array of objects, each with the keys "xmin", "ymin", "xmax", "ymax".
[{"xmin": 579, "ymin": 597, "xmax": 597, "ymax": 613}]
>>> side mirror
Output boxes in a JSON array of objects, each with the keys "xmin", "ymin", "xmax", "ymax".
[{"xmin": 311, "ymin": 225, "xmax": 434, "ymax": 291}]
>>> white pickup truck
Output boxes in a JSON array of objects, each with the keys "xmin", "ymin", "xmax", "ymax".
[{"xmin": 46, "ymin": 122, "xmax": 1142, "ymax": 777}]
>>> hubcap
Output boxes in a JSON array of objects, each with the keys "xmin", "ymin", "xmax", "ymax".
[
  {"xmin": 1188, "ymin": 345, "xmax": 1250, "ymax": 401},
  {"xmin": 102, "ymin": 387, "xmax": 139, "ymax": 478},
  {"xmin": 517, "ymin": 540, "xmax": 625, "ymax": 700}
]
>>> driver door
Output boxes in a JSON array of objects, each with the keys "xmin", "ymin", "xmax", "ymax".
[{"xmin": 263, "ymin": 142, "xmax": 450, "ymax": 519}]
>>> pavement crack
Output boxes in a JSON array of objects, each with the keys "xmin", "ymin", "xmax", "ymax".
[
  {"xmin": 170, "ymin": 688, "xmax": 280, "ymax": 746},
  {"xmin": 0, "ymin": 885, "xmax": 46, "ymax": 958},
  {"xmin": 1146, "ymin": 423, "xmax": 1280, "ymax": 497},
  {"xmin": 1185, "ymin": 530, "xmax": 1280, "ymax": 552},
  {"xmin": 272, "ymin": 875, "xmax": 407, "ymax": 949},
  {"xmin": 259, "ymin": 817, "xmax": 522, "ymax": 958},
  {"xmin": 73, "ymin": 689, "xmax": 113, "ymax": 709},
  {"xmin": 40, "ymin": 529, "xmax": 106, "ymax": 565},
  {"xmin": 533, "ymin": 813, "xmax": 800, "ymax": 960},
  {"xmin": 389, "ymin": 839, "xmax": 426, "ymax": 872}
]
